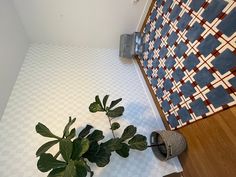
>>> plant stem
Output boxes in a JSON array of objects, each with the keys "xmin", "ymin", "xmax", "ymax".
[
  {"xmin": 54, "ymin": 151, "xmax": 60, "ymax": 158},
  {"xmin": 147, "ymin": 143, "xmax": 165, "ymax": 148},
  {"xmin": 107, "ymin": 116, "xmax": 116, "ymax": 138}
]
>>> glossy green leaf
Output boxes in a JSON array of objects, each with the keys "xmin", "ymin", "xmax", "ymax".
[
  {"xmin": 37, "ymin": 153, "xmax": 67, "ymax": 172},
  {"xmin": 79, "ymin": 138, "xmax": 90, "ymax": 157},
  {"xmin": 116, "ymin": 143, "xmax": 130, "ymax": 158},
  {"xmin": 36, "ymin": 140, "xmax": 59, "ymax": 157},
  {"xmin": 101, "ymin": 138, "xmax": 122, "ymax": 151},
  {"xmin": 87, "ymin": 130, "xmax": 104, "ymax": 142},
  {"xmin": 111, "ymin": 122, "xmax": 120, "ymax": 130},
  {"xmin": 59, "ymin": 139, "xmax": 73, "ymax": 162},
  {"xmin": 89, "ymin": 102, "xmax": 103, "ymax": 113},
  {"xmin": 83, "ymin": 142, "xmax": 112, "ymax": 167},
  {"xmin": 109, "ymin": 98, "xmax": 122, "ymax": 109},
  {"xmin": 63, "ymin": 117, "xmax": 76, "ymax": 138},
  {"xmin": 95, "ymin": 95, "xmax": 104, "ymax": 110},
  {"xmin": 71, "ymin": 139, "xmax": 82, "ymax": 160},
  {"xmin": 106, "ymin": 106, "xmax": 124, "ymax": 118},
  {"xmin": 94, "ymin": 146, "xmax": 111, "ymax": 167},
  {"xmin": 75, "ymin": 160, "xmax": 87, "ymax": 177},
  {"xmin": 67, "ymin": 128, "xmax": 76, "ymax": 140},
  {"xmin": 128, "ymin": 134, "xmax": 148, "ymax": 151},
  {"xmin": 36, "ymin": 123, "xmax": 60, "ymax": 139},
  {"xmin": 72, "ymin": 138, "xmax": 90, "ymax": 160},
  {"xmin": 64, "ymin": 160, "xmax": 76, "ymax": 177},
  {"xmin": 78, "ymin": 125, "xmax": 93, "ymax": 138},
  {"xmin": 102, "ymin": 95, "xmax": 109, "ymax": 110},
  {"xmin": 83, "ymin": 142, "xmax": 100, "ymax": 163},
  {"xmin": 47, "ymin": 168, "xmax": 65, "ymax": 177},
  {"xmin": 121, "ymin": 125, "xmax": 137, "ymax": 141}
]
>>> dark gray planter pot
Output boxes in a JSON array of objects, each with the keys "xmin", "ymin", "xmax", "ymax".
[{"xmin": 150, "ymin": 130, "xmax": 187, "ymax": 161}]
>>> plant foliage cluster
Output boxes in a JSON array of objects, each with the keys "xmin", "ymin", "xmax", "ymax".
[{"xmin": 36, "ymin": 95, "xmax": 148, "ymax": 177}]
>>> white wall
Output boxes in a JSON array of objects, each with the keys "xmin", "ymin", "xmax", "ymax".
[
  {"xmin": 0, "ymin": 0, "xmax": 29, "ymax": 118},
  {"xmin": 13, "ymin": 0, "xmax": 149, "ymax": 49},
  {"xmin": 136, "ymin": 0, "xmax": 153, "ymax": 31}
]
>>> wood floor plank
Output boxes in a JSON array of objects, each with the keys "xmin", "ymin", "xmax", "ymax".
[{"xmin": 177, "ymin": 107, "xmax": 236, "ymax": 177}]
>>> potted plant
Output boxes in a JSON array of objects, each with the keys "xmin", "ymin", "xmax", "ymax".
[
  {"xmin": 35, "ymin": 95, "xmax": 148, "ymax": 177},
  {"xmin": 150, "ymin": 130, "xmax": 187, "ymax": 161}
]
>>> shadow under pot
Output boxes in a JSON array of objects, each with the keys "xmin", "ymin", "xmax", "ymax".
[{"xmin": 150, "ymin": 130, "xmax": 187, "ymax": 161}]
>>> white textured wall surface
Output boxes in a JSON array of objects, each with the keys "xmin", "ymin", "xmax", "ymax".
[
  {"xmin": 0, "ymin": 0, "xmax": 29, "ymax": 119},
  {"xmin": 136, "ymin": 0, "xmax": 153, "ymax": 31},
  {"xmin": 0, "ymin": 44, "xmax": 181, "ymax": 177},
  {"xmin": 13, "ymin": 0, "xmax": 149, "ymax": 49}
]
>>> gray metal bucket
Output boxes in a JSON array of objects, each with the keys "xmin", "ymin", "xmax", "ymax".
[{"xmin": 119, "ymin": 32, "xmax": 143, "ymax": 58}]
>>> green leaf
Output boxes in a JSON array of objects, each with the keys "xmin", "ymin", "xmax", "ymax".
[
  {"xmin": 36, "ymin": 140, "xmax": 60, "ymax": 157},
  {"xmin": 83, "ymin": 161, "xmax": 94, "ymax": 177},
  {"xmin": 36, "ymin": 123, "xmax": 61, "ymax": 139},
  {"xmin": 109, "ymin": 98, "xmax": 122, "ymax": 109},
  {"xmin": 67, "ymin": 128, "xmax": 76, "ymax": 140},
  {"xmin": 94, "ymin": 146, "xmax": 111, "ymax": 167},
  {"xmin": 63, "ymin": 117, "xmax": 76, "ymax": 138},
  {"xmin": 72, "ymin": 139, "xmax": 82, "ymax": 160},
  {"xmin": 101, "ymin": 138, "xmax": 122, "ymax": 151},
  {"xmin": 48, "ymin": 168, "xmax": 65, "ymax": 177},
  {"xmin": 102, "ymin": 95, "xmax": 109, "ymax": 110},
  {"xmin": 64, "ymin": 160, "xmax": 76, "ymax": 177},
  {"xmin": 83, "ymin": 142, "xmax": 111, "ymax": 167},
  {"xmin": 79, "ymin": 138, "xmax": 90, "ymax": 157},
  {"xmin": 111, "ymin": 122, "xmax": 120, "ymax": 130},
  {"xmin": 121, "ymin": 125, "xmax": 137, "ymax": 141},
  {"xmin": 72, "ymin": 138, "xmax": 90, "ymax": 160},
  {"xmin": 59, "ymin": 139, "xmax": 73, "ymax": 162},
  {"xmin": 83, "ymin": 141, "xmax": 111, "ymax": 167},
  {"xmin": 78, "ymin": 125, "xmax": 93, "ymax": 138},
  {"xmin": 128, "ymin": 134, "xmax": 148, "ymax": 151},
  {"xmin": 87, "ymin": 130, "xmax": 104, "ymax": 142},
  {"xmin": 37, "ymin": 153, "xmax": 67, "ymax": 172},
  {"xmin": 89, "ymin": 102, "xmax": 104, "ymax": 113},
  {"xmin": 83, "ymin": 142, "xmax": 100, "ymax": 163},
  {"xmin": 95, "ymin": 95, "xmax": 104, "ymax": 110},
  {"xmin": 75, "ymin": 160, "xmax": 87, "ymax": 177},
  {"xmin": 116, "ymin": 143, "xmax": 130, "ymax": 158},
  {"xmin": 106, "ymin": 106, "xmax": 124, "ymax": 118}
]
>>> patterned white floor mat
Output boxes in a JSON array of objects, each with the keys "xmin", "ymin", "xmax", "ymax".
[{"xmin": 0, "ymin": 44, "xmax": 181, "ymax": 177}]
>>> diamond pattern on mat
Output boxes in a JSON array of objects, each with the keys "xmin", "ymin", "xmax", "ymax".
[{"xmin": 140, "ymin": 0, "xmax": 236, "ymax": 129}]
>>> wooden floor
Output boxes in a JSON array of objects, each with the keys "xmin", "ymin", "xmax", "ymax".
[
  {"xmin": 137, "ymin": 59, "xmax": 236, "ymax": 177},
  {"xmin": 178, "ymin": 107, "xmax": 236, "ymax": 177}
]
